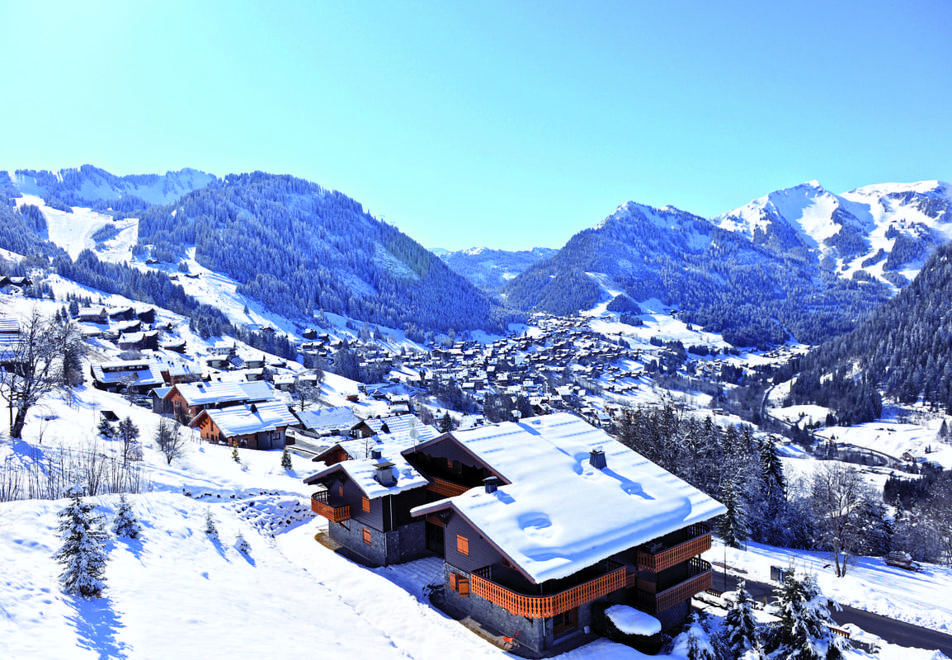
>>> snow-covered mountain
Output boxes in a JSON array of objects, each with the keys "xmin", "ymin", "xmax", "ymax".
[
  {"xmin": 9, "ymin": 164, "xmax": 216, "ymax": 209},
  {"xmin": 504, "ymin": 180, "xmax": 951, "ymax": 347},
  {"xmin": 716, "ymin": 179, "xmax": 952, "ymax": 290},
  {"xmin": 435, "ymin": 246, "xmax": 557, "ymax": 291}
]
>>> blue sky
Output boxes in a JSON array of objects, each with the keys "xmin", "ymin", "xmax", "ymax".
[{"xmin": 2, "ymin": 1, "xmax": 950, "ymax": 250}]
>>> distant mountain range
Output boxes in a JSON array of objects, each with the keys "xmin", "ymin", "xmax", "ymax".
[
  {"xmin": 3, "ymin": 165, "xmax": 949, "ymax": 346},
  {"xmin": 503, "ymin": 180, "xmax": 952, "ymax": 346},
  {"xmin": 433, "ymin": 246, "xmax": 557, "ymax": 291}
]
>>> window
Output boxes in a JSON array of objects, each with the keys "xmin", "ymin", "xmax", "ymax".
[
  {"xmin": 362, "ymin": 496, "xmax": 370, "ymax": 513},
  {"xmin": 448, "ymin": 573, "xmax": 470, "ymax": 596},
  {"xmin": 362, "ymin": 527, "xmax": 372, "ymax": 545},
  {"xmin": 456, "ymin": 534, "xmax": 469, "ymax": 556}
]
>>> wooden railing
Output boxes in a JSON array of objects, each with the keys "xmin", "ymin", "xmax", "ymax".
[
  {"xmin": 426, "ymin": 476, "xmax": 471, "ymax": 498},
  {"xmin": 637, "ymin": 558, "xmax": 712, "ymax": 613},
  {"xmin": 311, "ymin": 490, "xmax": 351, "ymax": 523},
  {"xmin": 636, "ymin": 523, "xmax": 712, "ymax": 573},
  {"xmin": 470, "ymin": 564, "xmax": 627, "ymax": 618}
]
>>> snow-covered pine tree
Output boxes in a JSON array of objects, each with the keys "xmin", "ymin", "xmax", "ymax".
[
  {"xmin": 281, "ymin": 446, "xmax": 292, "ymax": 470},
  {"xmin": 112, "ymin": 494, "xmax": 141, "ymax": 539},
  {"xmin": 54, "ymin": 484, "xmax": 108, "ymax": 598},
  {"xmin": 717, "ymin": 475, "xmax": 749, "ymax": 549},
  {"xmin": 235, "ymin": 532, "xmax": 251, "ymax": 555},
  {"xmin": 722, "ymin": 581, "xmax": 761, "ymax": 658},
  {"xmin": 770, "ymin": 570, "xmax": 843, "ymax": 660},
  {"xmin": 675, "ymin": 613, "xmax": 717, "ymax": 660},
  {"xmin": 97, "ymin": 416, "xmax": 115, "ymax": 439},
  {"xmin": 204, "ymin": 508, "xmax": 219, "ymax": 540}
]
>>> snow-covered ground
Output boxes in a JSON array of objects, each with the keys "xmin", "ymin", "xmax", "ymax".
[{"xmin": 1, "ymin": 367, "xmax": 950, "ymax": 658}]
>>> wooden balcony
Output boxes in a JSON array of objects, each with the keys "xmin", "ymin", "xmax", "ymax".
[
  {"xmin": 636, "ymin": 523, "xmax": 711, "ymax": 573},
  {"xmin": 636, "ymin": 558, "xmax": 712, "ymax": 613},
  {"xmin": 426, "ymin": 476, "xmax": 471, "ymax": 498},
  {"xmin": 470, "ymin": 564, "xmax": 627, "ymax": 619},
  {"xmin": 311, "ymin": 490, "xmax": 351, "ymax": 522}
]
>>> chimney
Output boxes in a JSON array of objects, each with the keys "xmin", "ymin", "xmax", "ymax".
[
  {"xmin": 370, "ymin": 448, "xmax": 382, "ymax": 460},
  {"xmin": 374, "ymin": 460, "xmax": 396, "ymax": 487},
  {"xmin": 589, "ymin": 448, "xmax": 606, "ymax": 470},
  {"xmin": 484, "ymin": 476, "xmax": 499, "ymax": 494}
]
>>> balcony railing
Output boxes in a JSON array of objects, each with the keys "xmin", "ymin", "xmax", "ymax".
[
  {"xmin": 426, "ymin": 476, "xmax": 471, "ymax": 498},
  {"xmin": 311, "ymin": 490, "xmax": 351, "ymax": 522},
  {"xmin": 636, "ymin": 523, "xmax": 712, "ymax": 573},
  {"xmin": 470, "ymin": 564, "xmax": 627, "ymax": 618},
  {"xmin": 636, "ymin": 558, "xmax": 712, "ymax": 613}
]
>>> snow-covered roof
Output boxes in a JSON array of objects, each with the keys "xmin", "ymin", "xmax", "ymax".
[
  {"xmin": 411, "ymin": 413, "xmax": 726, "ymax": 584},
  {"xmin": 296, "ymin": 406, "xmax": 361, "ymax": 433},
  {"xmin": 305, "ymin": 456, "xmax": 429, "ymax": 499},
  {"xmin": 172, "ymin": 380, "xmax": 274, "ymax": 406},
  {"xmin": 90, "ymin": 360, "xmax": 165, "ymax": 388},
  {"xmin": 192, "ymin": 401, "xmax": 298, "ymax": 437}
]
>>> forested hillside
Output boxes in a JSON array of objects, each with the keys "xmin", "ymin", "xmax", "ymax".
[
  {"xmin": 135, "ymin": 172, "xmax": 516, "ymax": 334},
  {"xmin": 788, "ymin": 241, "xmax": 952, "ymax": 420},
  {"xmin": 503, "ymin": 202, "xmax": 889, "ymax": 347}
]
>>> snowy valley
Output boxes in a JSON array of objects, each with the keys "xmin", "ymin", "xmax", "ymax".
[{"xmin": 1, "ymin": 167, "xmax": 952, "ymax": 659}]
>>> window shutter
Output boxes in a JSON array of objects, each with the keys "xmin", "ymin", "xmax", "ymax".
[
  {"xmin": 362, "ymin": 496, "xmax": 370, "ymax": 513},
  {"xmin": 456, "ymin": 534, "xmax": 469, "ymax": 556},
  {"xmin": 449, "ymin": 572, "xmax": 459, "ymax": 591},
  {"xmin": 362, "ymin": 527, "xmax": 372, "ymax": 545},
  {"xmin": 458, "ymin": 576, "xmax": 470, "ymax": 597}
]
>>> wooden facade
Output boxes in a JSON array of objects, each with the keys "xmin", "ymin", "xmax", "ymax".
[
  {"xmin": 470, "ymin": 564, "xmax": 627, "ymax": 619},
  {"xmin": 311, "ymin": 489, "xmax": 351, "ymax": 522}
]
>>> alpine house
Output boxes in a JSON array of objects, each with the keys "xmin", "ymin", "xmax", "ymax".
[{"xmin": 304, "ymin": 413, "xmax": 725, "ymax": 655}]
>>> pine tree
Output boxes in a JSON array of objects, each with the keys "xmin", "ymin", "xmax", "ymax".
[
  {"xmin": 718, "ymin": 475, "xmax": 749, "ymax": 549},
  {"xmin": 235, "ymin": 532, "xmax": 251, "ymax": 555},
  {"xmin": 97, "ymin": 417, "xmax": 116, "ymax": 439},
  {"xmin": 676, "ymin": 613, "xmax": 717, "ymax": 660},
  {"xmin": 54, "ymin": 484, "xmax": 108, "ymax": 598},
  {"xmin": 204, "ymin": 509, "xmax": 219, "ymax": 540},
  {"xmin": 770, "ymin": 570, "xmax": 842, "ymax": 660},
  {"xmin": 723, "ymin": 581, "xmax": 761, "ymax": 657},
  {"xmin": 281, "ymin": 446, "xmax": 292, "ymax": 470},
  {"xmin": 439, "ymin": 412, "xmax": 454, "ymax": 433},
  {"xmin": 112, "ymin": 494, "xmax": 141, "ymax": 539},
  {"xmin": 231, "ymin": 439, "xmax": 240, "ymax": 463}
]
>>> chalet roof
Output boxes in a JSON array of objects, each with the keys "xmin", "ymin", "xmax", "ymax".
[
  {"xmin": 296, "ymin": 406, "xmax": 361, "ymax": 433},
  {"xmin": 190, "ymin": 401, "xmax": 298, "ymax": 437},
  {"xmin": 170, "ymin": 380, "xmax": 275, "ymax": 406},
  {"xmin": 411, "ymin": 413, "xmax": 726, "ymax": 584},
  {"xmin": 91, "ymin": 360, "xmax": 165, "ymax": 388},
  {"xmin": 304, "ymin": 455, "xmax": 428, "ymax": 499}
]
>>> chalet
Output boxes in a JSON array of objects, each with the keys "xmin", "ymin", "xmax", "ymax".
[
  {"xmin": 77, "ymin": 306, "xmax": 108, "ymax": 323},
  {"xmin": 189, "ymin": 400, "xmax": 299, "ymax": 450},
  {"xmin": 109, "ymin": 306, "xmax": 136, "ymax": 322},
  {"xmin": 304, "ymin": 413, "xmax": 724, "ymax": 655},
  {"xmin": 164, "ymin": 380, "xmax": 275, "ymax": 421},
  {"xmin": 90, "ymin": 360, "xmax": 165, "ymax": 393}
]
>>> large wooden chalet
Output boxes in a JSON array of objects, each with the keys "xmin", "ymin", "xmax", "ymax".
[{"xmin": 304, "ymin": 413, "xmax": 724, "ymax": 655}]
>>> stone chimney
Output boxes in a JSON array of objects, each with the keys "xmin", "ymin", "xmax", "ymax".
[{"xmin": 484, "ymin": 476, "xmax": 499, "ymax": 494}]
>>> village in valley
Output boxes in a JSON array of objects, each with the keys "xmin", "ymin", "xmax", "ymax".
[{"xmin": 3, "ymin": 261, "xmax": 951, "ymax": 659}]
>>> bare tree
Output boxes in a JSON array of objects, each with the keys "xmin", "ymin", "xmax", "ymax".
[
  {"xmin": 154, "ymin": 418, "xmax": 185, "ymax": 466},
  {"xmin": 292, "ymin": 376, "xmax": 323, "ymax": 412},
  {"xmin": 0, "ymin": 310, "xmax": 86, "ymax": 439},
  {"xmin": 808, "ymin": 463, "xmax": 867, "ymax": 577}
]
